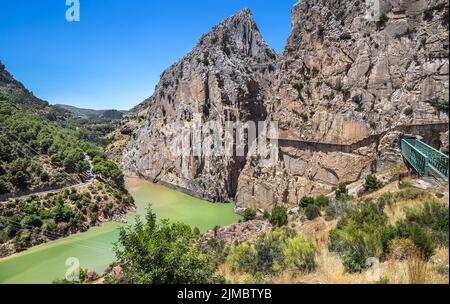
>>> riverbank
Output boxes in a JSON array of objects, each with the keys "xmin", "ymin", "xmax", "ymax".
[
  {"xmin": 0, "ymin": 179, "xmax": 133, "ymax": 258},
  {"xmin": 0, "ymin": 177, "xmax": 242, "ymax": 283}
]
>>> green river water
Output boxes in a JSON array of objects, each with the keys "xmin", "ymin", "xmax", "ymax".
[{"xmin": 0, "ymin": 178, "xmax": 242, "ymax": 284}]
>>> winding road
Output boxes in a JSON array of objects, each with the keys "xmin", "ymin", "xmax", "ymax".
[{"xmin": 0, "ymin": 154, "xmax": 96, "ymax": 203}]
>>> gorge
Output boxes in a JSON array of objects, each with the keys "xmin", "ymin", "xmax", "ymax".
[{"xmin": 110, "ymin": 0, "xmax": 449, "ymax": 211}]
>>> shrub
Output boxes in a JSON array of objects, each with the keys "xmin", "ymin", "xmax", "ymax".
[
  {"xmin": 305, "ymin": 204, "xmax": 321, "ymax": 221},
  {"xmin": 299, "ymin": 196, "xmax": 315, "ymax": 209},
  {"xmin": 325, "ymin": 200, "xmax": 354, "ymax": 221},
  {"xmin": 21, "ymin": 215, "xmax": 43, "ymax": 228},
  {"xmin": 243, "ymin": 209, "xmax": 257, "ymax": 222},
  {"xmin": 228, "ymin": 229, "xmax": 316, "ymax": 275},
  {"xmin": 11, "ymin": 171, "xmax": 28, "ymax": 189},
  {"xmin": 443, "ymin": 9, "xmax": 449, "ymax": 26},
  {"xmin": 42, "ymin": 219, "xmax": 58, "ymax": 234},
  {"xmin": 254, "ymin": 230, "xmax": 286, "ymax": 273},
  {"xmin": 404, "ymin": 201, "xmax": 449, "ymax": 246},
  {"xmin": 377, "ymin": 192, "xmax": 394, "ymax": 209},
  {"xmin": 395, "ymin": 221, "xmax": 435, "ymax": 260},
  {"xmin": 269, "ymin": 207, "xmax": 288, "ymax": 227},
  {"xmin": 398, "ymin": 178, "xmax": 412, "ymax": 189},
  {"xmin": 223, "ymin": 47, "xmax": 231, "ymax": 56},
  {"xmin": 364, "ymin": 175, "xmax": 383, "ymax": 192},
  {"xmin": 315, "ymin": 195, "xmax": 330, "ymax": 208},
  {"xmin": 283, "ymin": 237, "xmax": 317, "ymax": 273},
  {"xmin": 0, "ymin": 178, "xmax": 8, "ymax": 194},
  {"xmin": 339, "ymin": 32, "xmax": 352, "ymax": 40},
  {"xmin": 379, "ymin": 14, "xmax": 389, "ymax": 25},
  {"xmin": 228, "ymin": 243, "xmax": 257, "ymax": 273},
  {"xmin": 335, "ymin": 183, "xmax": 351, "ymax": 201},
  {"xmin": 343, "ymin": 251, "xmax": 366, "ymax": 273},
  {"xmin": 423, "ymin": 9, "xmax": 433, "ymax": 21},
  {"xmin": 329, "ymin": 204, "xmax": 394, "ymax": 273}
]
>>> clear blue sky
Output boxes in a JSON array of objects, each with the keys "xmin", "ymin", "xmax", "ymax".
[{"xmin": 0, "ymin": 0, "xmax": 294, "ymax": 110}]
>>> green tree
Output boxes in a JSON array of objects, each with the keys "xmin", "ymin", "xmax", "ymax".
[
  {"xmin": 269, "ymin": 207, "xmax": 288, "ymax": 227},
  {"xmin": 114, "ymin": 207, "xmax": 219, "ymax": 284}
]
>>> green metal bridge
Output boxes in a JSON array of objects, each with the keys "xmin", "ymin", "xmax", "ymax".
[{"xmin": 401, "ymin": 138, "xmax": 449, "ymax": 182}]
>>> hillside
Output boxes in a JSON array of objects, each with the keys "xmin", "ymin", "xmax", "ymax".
[
  {"xmin": 0, "ymin": 63, "xmax": 134, "ymax": 257},
  {"xmin": 55, "ymin": 104, "xmax": 126, "ymax": 120}
]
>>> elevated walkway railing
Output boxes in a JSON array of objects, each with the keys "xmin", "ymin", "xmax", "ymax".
[{"xmin": 401, "ymin": 139, "xmax": 449, "ymax": 182}]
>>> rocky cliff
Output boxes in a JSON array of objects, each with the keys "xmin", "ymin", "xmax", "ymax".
[
  {"xmin": 236, "ymin": 0, "xmax": 449, "ymax": 210},
  {"xmin": 114, "ymin": 1, "xmax": 449, "ymax": 209},
  {"xmin": 118, "ymin": 9, "xmax": 278, "ymax": 201}
]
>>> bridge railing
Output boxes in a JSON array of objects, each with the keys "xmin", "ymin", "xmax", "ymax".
[
  {"xmin": 401, "ymin": 139, "xmax": 449, "ymax": 181},
  {"xmin": 401, "ymin": 139, "xmax": 430, "ymax": 176}
]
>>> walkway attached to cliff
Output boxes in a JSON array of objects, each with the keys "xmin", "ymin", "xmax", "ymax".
[
  {"xmin": 401, "ymin": 138, "xmax": 449, "ymax": 182},
  {"xmin": 273, "ymin": 122, "xmax": 449, "ymax": 154}
]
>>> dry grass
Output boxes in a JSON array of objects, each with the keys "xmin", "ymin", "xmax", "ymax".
[
  {"xmin": 407, "ymin": 252, "xmax": 428, "ymax": 284},
  {"xmin": 218, "ymin": 179, "xmax": 449, "ymax": 285}
]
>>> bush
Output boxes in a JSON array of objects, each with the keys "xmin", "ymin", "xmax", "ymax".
[
  {"xmin": 305, "ymin": 204, "xmax": 321, "ymax": 221},
  {"xmin": 395, "ymin": 221, "xmax": 435, "ymax": 260},
  {"xmin": 114, "ymin": 207, "xmax": 220, "ymax": 284},
  {"xmin": 0, "ymin": 178, "xmax": 8, "ymax": 194},
  {"xmin": 11, "ymin": 171, "xmax": 28, "ymax": 189},
  {"xmin": 42, "ymin": 219, "xmax": 58, "ymax": 234},
  {"xmin": 243, "ymin": 209, "xmax": 257, "ymax": 222},
  {"xmin": 379, "ymin": 14, "xmax": 389, "ymax": 25},
  {"xmin": 325, "ymin": 200, "xmax": 354, "ymax": 221},
  {"xmin": 283, "ymin": 237, "xmax": 316, "ymax": 273},
  {"xmin": 269, "ymin": 207, "xmax": 288, "ymax": 227},
  {"xmin": 329, "ymin": 204, "xmax": 394, "ymax": 273},
  {"xmin": 343, "ymin": 251, "xmax": 366, "ymax": 273},
  {"xmin": 404, "ymin": 201, "xmax": 449, "ymax": 247},
  {"xmin": 340, "ymin": 32, "xmax": 352, "ymax": 40},
  {"xmin": 21, "ymin": 215, "xmax": 43, "ymax": 228},
  {"xmin": 232, "ymin": 229, "xmax": 317, "ymax": 275},
  {"xmin": 315, "ymin": 195, "xmax": 330, "ymax": 208},
  {"xmin": 335, "ymin": 183, "xmax": 351, "ymax": 201},
  {"xmin": 228, "ymin": 243, "xmax": 257, "ymax": 273},
  {"xmin": 299, "ymin": 196, "xmax": 315, "ymax": 209},
  {"xmin": 364, "ymin": 175, "xmax": 383, "ymax": 192},
  {"xmin": 255, "ymin": 230, "xmax": 286, "ymax": 273}
]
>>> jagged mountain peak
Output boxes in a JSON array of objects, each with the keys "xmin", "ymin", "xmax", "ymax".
[{"xmin": 193, "ymin": 8, "xmax": 277, "ymax": 61}]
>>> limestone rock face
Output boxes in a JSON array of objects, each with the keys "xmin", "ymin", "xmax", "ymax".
[
  {"xmin": 120, "ymin": 9, "xmax": 278, "ymax": 201},
  {"xmin": 115, "ymin": 1, "xmax": 449, "ymax": 210},
  {"xmin": 235, "ymin": 0, "xmax": 449, "ymax": 210}
]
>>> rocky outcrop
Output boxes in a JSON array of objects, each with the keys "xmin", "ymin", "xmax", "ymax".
[
  {"xmin": 116, "ymin": 1, "xmax": 449, "ymax": 210},
  {"xmin": 202, "ymin": 220, "xmax": 272, "ymax": 246},
  {"xmin": 120, "ymin": 9, "xmax": 277, "ymax": 202},
  {"xmin": 235, "ymin": 0, "xmax": 449, "ymax": 210}
]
